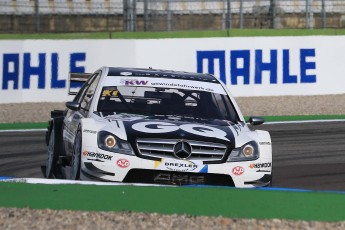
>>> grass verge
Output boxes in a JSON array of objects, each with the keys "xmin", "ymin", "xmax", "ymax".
[
  {"xmin": 0, "ymin": 122, "xmax": 48, "ymax": 130},
  {"xmin": 1, "ymin": 29, "xmax": 345, "ymax": 40},
  {"xmin": 1, "ymin": 182, "xmax": 345, "ymax": 222}
]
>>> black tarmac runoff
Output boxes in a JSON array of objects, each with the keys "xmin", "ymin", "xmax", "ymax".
[{"xmin": 1, "ymin": 121, "xmax": 345, "ymax": 191}]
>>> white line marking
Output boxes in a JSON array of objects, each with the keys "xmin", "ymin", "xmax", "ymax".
[
  {"xmin": 0, "ymin": 178, "xmax": 174, "ymax": 187},
  {"xmin": 0, "ymin": 129, "xmax": 46, "ymax": 133}
]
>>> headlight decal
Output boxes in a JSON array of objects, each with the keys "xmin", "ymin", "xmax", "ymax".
[
  {"xmin": 98, "ymin": 131, "xmax": 134, "ymax": 155},
  {"xmin": 227, "ymin": 141, "xmax": 259, "ymax": 162},
  {"xmin": 105, "ymin": 135, "xmax": 117, "ymax": 148}
]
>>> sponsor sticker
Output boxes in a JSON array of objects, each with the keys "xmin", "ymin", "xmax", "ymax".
[
  {"xmin": 83, "ymin": 151, "xmax": 113, "ymax": 161},
  {"xmin": 155, "ymin": 159, "xmax": 201, "ymax": 172},
  {"xmin": 249, "ymin": 162, "xmax": 272, "ymax": 169},
  {"xmin": 120, "ymin": 78, "xmax": 148, "ymax": 86},
  {"xmin": 259, "ymin": 142, "xmax": 271, "ymax": 145},
  {"xmin": 132, "ymin": 122, "xmax": 229, "ymax": 141},
  {"xmin": 83, "ymin": 129, "xmax": 97, "ymax": 134},
  {"xmin": 117, "ymin": 159, "xmax": 130, "ymax": 168},
  {"xmin": 165, "ymin": 161, "xmax": 198, "ymax": 172},
  {"xmin": 102, "ymin": 89, "xmax": 119, "ymax": 97},
  {"xmin": 232, "ymin": 166, "xmax": 244, "ymax": 176}
]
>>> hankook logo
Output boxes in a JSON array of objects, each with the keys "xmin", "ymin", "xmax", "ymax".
[{"xmin": 173, "ymin": 141, "xmax": 192, "ymax": 159}]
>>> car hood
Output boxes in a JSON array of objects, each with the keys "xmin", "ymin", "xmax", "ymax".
[{"xmin": 103, "ymin": 113, "xmax": 240, "ymax": 145}]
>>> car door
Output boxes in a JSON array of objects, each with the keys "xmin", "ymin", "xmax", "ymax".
[{"xmin": 63, "ymin": 71, "xmax": 102, "ymax": 156}]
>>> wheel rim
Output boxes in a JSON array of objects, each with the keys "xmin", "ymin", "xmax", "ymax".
[
  {"xmin": 71, "ymin": 132, "xmax": 81, "ymax": 180},
  {"xmin": 46, "ymin": 129, "xmax": 55, "ymax": 178}
]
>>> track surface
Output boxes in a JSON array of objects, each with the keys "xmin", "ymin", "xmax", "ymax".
[{"xmin": 1, "ymin": 121, "xmax": 345, "ymax": 191}]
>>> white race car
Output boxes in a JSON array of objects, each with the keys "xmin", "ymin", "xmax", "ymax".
[{"xmin": 44, "ymin": 67, "xmax": 272, "ymax": 187}]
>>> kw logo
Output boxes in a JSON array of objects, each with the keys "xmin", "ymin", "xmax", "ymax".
[{"xmin": 125, "ymin": 80, "xmax": 148, "ymax": 85}]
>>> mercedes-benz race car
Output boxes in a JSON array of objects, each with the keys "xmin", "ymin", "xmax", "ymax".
[{"xmin": 44, "ymin": 67, "xmax": 272, "ymax": 187}]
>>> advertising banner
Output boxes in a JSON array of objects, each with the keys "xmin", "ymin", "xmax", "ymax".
[{"xmin": 0, "ymin": 36, "xmax": 344, "ymax": 103}]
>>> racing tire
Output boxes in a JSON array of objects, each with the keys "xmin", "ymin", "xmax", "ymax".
[
  {"xmin": 46, "ymin": 126, "xmax": 59, "ymax": 178},
  {"xmin": 70, "ymin": 129, "xmax": 82, "ymax": 180}
]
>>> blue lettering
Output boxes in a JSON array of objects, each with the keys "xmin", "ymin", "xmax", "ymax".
[
  {"xmin": 23, "ymin": 53, "xmax": 46, "ymax": 89},
  {"xmin": 70, "ymin": 53, "xmax": 86, "ymax": 88},
  {"xmin": 283, "ymin": 49, "xmax": 297, "ymax": 84},
  {"xmin": 51, "ymin": 53, "xmax": 65, "ymax": 88},
  {"xmin": 230, "ymin": 50, "xmax": 250, "ymax": 85},
  {"xmin": 300, "ymin": 49, "xmax": 316, "ymax": 83},
  {"xmin": 255, "ymin": 50, "xmax": 277, "ymax": 84},
  {"xmin": 196, "ymin": 51, "xmax": 226, "ymax": 83},
  {"xmin": 196, "ymin": 49, "xmax": 318, "ymax": 86},
  {"xmin": 2, "ymin": 54, "xmax": 19, "ymax": 90}
]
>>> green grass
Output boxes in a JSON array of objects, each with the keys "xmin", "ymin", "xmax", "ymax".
[
  {"xmin": 1, "ymin": 29, "xmax": 345, "ymax": 40},
  {"xmin": 1, "ymin": 182, "xmax": 345, "ymax": 221},
  {"xmin": 0, "ymin": 122, "xmax": 48, "ymax": 130},
  {"xmin": 261, "ymin": 115, "xmax": 345, "ymax": 122}
]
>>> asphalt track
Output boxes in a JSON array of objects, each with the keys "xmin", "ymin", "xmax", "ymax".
[{"xmin": 1, "ymin": 121, "xmax": 344, "ymax": 191}]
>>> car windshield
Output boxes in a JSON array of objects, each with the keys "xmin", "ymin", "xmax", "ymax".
[{"xmin": 97, "ymin": 86, "xmax": 239, "ymax": 122}]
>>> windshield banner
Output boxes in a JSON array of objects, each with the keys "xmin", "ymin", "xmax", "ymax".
[{"xmin": 104, "ymin": 76, "xmax": 227, "ymax": 94}]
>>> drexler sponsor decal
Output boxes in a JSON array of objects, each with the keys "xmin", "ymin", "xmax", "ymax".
[
  {"xmin": 83, "ymin": 151, "xmax": 113, "ymax": 160},
  {"xmin": 165, "ymin": 161, "xmax": 198, "ymax": 172},
  {"xmin": 116, "ymin": 159, "xmax": 130, "ymax": 168},
  {"xmin": 232, "ymin": 166, "xmax": 244, "ymax": 176}
]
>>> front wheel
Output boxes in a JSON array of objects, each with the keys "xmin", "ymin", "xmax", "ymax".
[{"xmin": 70, "ymin": 130, "xmax": 82, "ymax": 180}]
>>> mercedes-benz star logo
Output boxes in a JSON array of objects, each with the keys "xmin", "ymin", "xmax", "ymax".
[{"xmin": 173, "ymin": 141, "xmax": 192, "ymax": 159}]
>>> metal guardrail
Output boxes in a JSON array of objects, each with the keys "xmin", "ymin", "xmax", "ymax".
[{"xmin": 0, "ymin": 0, "xmax": 344, "ymax": 33}]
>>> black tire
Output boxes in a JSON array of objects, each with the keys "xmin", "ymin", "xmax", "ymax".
[
  {"xmin": 70, "ymin": 129, "xmax": 82, "ymax": 180},
  {"xmin": 46, "ymin": 126, "xmax": 59, "ymax": 178}
]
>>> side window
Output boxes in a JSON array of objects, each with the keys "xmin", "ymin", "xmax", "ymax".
[
  {"xmin": 73, "ymin": 81, "xmax": 90, "ymax": 103},
  {"xmin": 219, "ymin": 94, "xmax": 239, "ymax": 121},
  {"xmin": 80, "ymin": 72, "xmax": 101, "ymax": 111}
]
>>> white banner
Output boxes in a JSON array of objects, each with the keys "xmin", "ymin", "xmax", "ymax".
[{"xmin": 0, "ymin": 36, "xmax": 344, "ymax": 103}]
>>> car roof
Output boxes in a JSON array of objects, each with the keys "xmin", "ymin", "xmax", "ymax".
[{"xmin": 107, "ymin": 67, "xmax": 218, "ymax": 83}]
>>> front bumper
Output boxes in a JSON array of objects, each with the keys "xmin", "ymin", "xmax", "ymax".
[{"xmin": 80, "ymin": 148, "xmax": 272, "ymax": 188}]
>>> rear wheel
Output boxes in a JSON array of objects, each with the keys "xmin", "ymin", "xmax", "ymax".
[
  {"xmin": 70, "ymin": 130, "xmax": 82, "ymax": 180},
  {"xmin": 46, "ymin": 127, "xmax": 59, "ymax": 178}
]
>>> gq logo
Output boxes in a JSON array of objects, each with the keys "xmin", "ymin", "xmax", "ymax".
[{"xmin": 131, "ymin": 122, "xmax": 229, "ymax": 141}]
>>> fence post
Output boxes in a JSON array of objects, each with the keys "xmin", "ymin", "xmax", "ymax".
[
  {"xmin": 269, "ymin": 0, "xmax": 276, "ymax": 29},
  {"xmin": 239, "ymin": 0, "xmax": 243, "ymax": 29},
  {"xmin": 123, "ymin": 0, "xmax": 128, "ymax": 31},
  {"xmin": 123, "ymin": 0, "xmax": 136, "ymax": 32},
  {"xmin": 35, "ymin": 0, "xmax": 40, "ymax": 32},
  {"xmin": 305, "ymin": 0, "xmax": 314, "ymax": 29},
  {"xmin": 132, "ymin": 0, "xmax": 137, "ymax": 31},
  {"xmin": 309, "ymin": 0, "xmax": 313, "ymax": 29},
  {"xmin": 167, "ymin": 0, "xmax": 172, "ymax": 31},
  {"xmin": 144, "ymin": 0, "xmax": 148, "ymax": 31},
  {"xmin": 305, "ymin": 0, "xmax": 309, "ymax": 29},
  {"xmin": 226, "ymin": 0, "xmax": 231, "ymax": 29},
  {"xmin": 321, "ymin": 0, "xmax": 326, "ymax": 28}
]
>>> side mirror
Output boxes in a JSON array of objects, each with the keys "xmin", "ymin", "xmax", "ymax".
[
  {"xmin": 65, "ymin": 101, "xmax": 80, "ymax": 111},
  {"xmin": 247, "ymin": 116, "xmax": 264, "ymax": 126}
]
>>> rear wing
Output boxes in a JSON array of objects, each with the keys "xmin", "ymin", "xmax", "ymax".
[{"xmin": 68, "ymin": 73, "xmax": 92, "ymax": 95}]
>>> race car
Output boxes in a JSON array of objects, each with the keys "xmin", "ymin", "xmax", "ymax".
[{"xmin": 44, "ymin": 67, "xmax": 272, "ymax": 187}]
